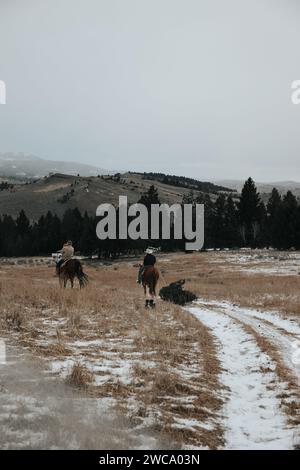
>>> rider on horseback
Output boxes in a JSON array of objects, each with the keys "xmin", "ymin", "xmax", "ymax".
[
  {"xmin": 56, "ymin": 240, "xmax": 74, "ymax": 274},
  {"xmin": 137, "ymin": 248, "xmax": 156, "ymax": 284}
]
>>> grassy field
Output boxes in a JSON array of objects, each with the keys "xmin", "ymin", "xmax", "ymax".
[{"xmin": 0, "ymin": 250, "xmax": 299, "ymax": 449}]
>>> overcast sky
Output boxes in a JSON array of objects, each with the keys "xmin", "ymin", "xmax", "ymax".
[{"xmin": 0, "ymin": 0, "xmax": 300, "ymax": 182}]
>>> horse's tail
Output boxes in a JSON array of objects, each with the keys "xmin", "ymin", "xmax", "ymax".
[
  {"xmin": 143, "ymin": 266, "xmax": 159, "ymax": 296},
  {"xmin": 76, "ymin": 262, "xmax": 89, "ymax": 288},
  {"xmin": 148, "ymin": 279, "xmax": 154, "ymax": 296},
  {"xmin": 149, "ymin": 270, "xmax": 159, "ymax": 296}
]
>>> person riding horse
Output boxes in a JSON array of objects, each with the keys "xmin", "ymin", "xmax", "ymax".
[
  {"xmin": 137, "ymin": 248, "xmax": 156, "ymax": 284},
  {"xmin": 56, "ymin": 240, "xmax": 74, "ymax": 274},
  {"xmin": 137, "ymin": 248, "xmax": 159, "ymax": 308}
]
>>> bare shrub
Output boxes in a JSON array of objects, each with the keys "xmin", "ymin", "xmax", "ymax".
[
  {"xmin": 66, "ymin": 362, "xmax": 94, "ymax": 389},
  {"xmin": 5, "ymin": 310, "xmax": 23, "ymax": 330}
]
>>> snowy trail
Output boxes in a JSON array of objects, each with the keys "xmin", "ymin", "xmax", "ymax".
[
  {"xmin": 198, "ymin": 300, "xmax": 300, "ymax": 383},
  {"xmin": 226, "ymin": 310, "xmax": 300, "ymax": 384},
  {"xmin": 188, "ymin": 303, "xmax": 299, "ymax": 450}
]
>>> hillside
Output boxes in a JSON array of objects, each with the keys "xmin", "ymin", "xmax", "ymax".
[
  {"xmin": 134, "ymin": 172, "xmax": 234, "ymax": 193},
  {"xmin": 0, "ymin": 172, "xmax": 233, "ymax": 221},
  {"xmin": 0, "ymin": 153, "xmax": 111, "ymax": 178}
]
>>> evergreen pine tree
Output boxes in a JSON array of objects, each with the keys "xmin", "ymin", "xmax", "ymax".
[
  {"xmin": 238, "ymin": 177, "xmax": 262, "ymax": 246},
  {"xmin": 138, "ymin": 184, "xmax": 160, "ymax": 208},
  {"xmin": 267, "ymin": 188, "xmax": 282, "ymax": 248},
  {"xmin": 212, "ymin": 194, "xmax": 227, "ymax": 248},
  {"xmin": 16, "ymin": 210, "xmax": 30, "ymax": 235},
  {"xmin": 223, "ymin": 195, "xmax": 240, "ymax": 247},
  {"xmin": 138, "ymin": 185, "xmax": 160, "ymax": 245},
  {"xmin": 281, "ymin": 191, "xmax": 298, "ymax": 248},
  {"xmin": 62, "ymin": 208, "xmax": 83, "ymax": 248}
]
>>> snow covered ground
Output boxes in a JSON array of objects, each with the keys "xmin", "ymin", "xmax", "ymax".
[
  {"xmin": 0, "ymin": 343, "xmax": 159, "ymax": 450},
  {"xmin": 1, "ymin": 251, "xmax": 299, "ymax": 450},
  {"xmin": 212, "ymin": 251, "xmax": 300, "ymax": 276},
  {"xmin": 188, "ymin": 301, "xmax": 300, "ymax": 449}
]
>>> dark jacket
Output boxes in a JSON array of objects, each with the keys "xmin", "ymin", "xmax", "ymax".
[{"xmin": 143, "ymin": 253, "xmax": 156, "ymax": 266}]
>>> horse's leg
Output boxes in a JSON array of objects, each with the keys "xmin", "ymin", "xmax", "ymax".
[
  {"xmin": 77, "ymin": 270, "xmax": 83, "ymax": 289},
  {"xmin": 70, "ymin": 276, "xmax": 74, "ymax": 288},
  {"xmin": 149, "ymin": 279, "xmax": 156, "ymax": 308},
  {"xmin": 153, "ymin": 280, "xmax": 157, "ymax": 297},
  {"xmin": 149, "ymin": 286, "xmax": 155, "ymax": 308},
  {"xmin": 143, "ymin": 284, "xmax": 149, "ymax": 307},
  {"xmin": 63, "ymin": 276, "xmax": 67, "ymax": 288},
  {"xmin": 149, "ymin": 281, "xmax": 154, "ymax": 298}
]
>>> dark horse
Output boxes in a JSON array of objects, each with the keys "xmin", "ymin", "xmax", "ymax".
[
  {"xmin": 57, "ymin": 259, "xmax": 89, "ymax": 289},
  {"xmin": 142, "ymin": 266, "xmax": 159, "ymax": 307}
]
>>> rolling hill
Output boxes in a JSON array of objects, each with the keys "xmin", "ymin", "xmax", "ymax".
[
  {"xmin": 0, "ymin": 172, "xmax": 234, "ymax": 221},
  {"xmin": 0, "ymin": 153, "xmax": 111, "ymax": 179}
]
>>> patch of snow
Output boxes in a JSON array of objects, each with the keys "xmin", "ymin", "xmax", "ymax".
[
  {"xmin": 50, "ymin": 359, "xmax": 75, "ymax": 377},
  {"xmin": 71, "ymin": 339, "xmax": 104, "ymax": 348},
  {"xmin": 173, "ymin": 417, "xmax": 215, "ymax": 431}
]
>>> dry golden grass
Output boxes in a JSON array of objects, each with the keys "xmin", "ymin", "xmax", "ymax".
[
  {"xmin": 158, "ymin": 251, "xmax": 300, "ymax": 318},
  {"xmin": 0, "ymin": 249, "xmax": 299, "ymax": 448},
  {"xmin": 0, "ymin": 259, "xmax": 224, "ymax": 449},
  {"xmin": 66, "ymin": 362, "xmax": 95, "ymax": 389}
]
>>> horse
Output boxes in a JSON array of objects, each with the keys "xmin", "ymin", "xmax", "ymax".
[
  {"xmin": 142, "ymin": 266, "xmax": 159, "ymax": 308},
  {"xmin": 57, "ymin": 259, "xmax": 89, "ymax": 289}
]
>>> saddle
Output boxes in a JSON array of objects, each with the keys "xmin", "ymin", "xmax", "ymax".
[
  {"xmin": 141, "ymin": 265, "xmax": 158, "ymax": 283},
  {"xmin": 142, "ymin": 265, "xmax": 154, "ymax": 274},
  {"xmin": 57, "ymin": 258, "xmax": 71, "ymax": 274}
]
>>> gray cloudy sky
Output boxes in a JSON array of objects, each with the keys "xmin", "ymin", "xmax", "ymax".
[{"xmin": 0, "ymin": 0, "xmax": 300, "ymax": 182}]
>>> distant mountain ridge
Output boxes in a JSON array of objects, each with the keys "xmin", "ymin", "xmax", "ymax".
[
  {"xmin": 215, "ymin": 179, "xmax": 300, "ymax": 197},
  {"xmin": 0, "ymin": 153, "xmax": 112, "ymax": 178}
]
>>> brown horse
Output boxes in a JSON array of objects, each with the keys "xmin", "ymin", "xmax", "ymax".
[
  {"xmin": 58, "ymin": 259, "xmax": 89, "ymax": 289},
  {"xmin": 142, "ymin": 266, "xmax": 159, "ymax": 307}
]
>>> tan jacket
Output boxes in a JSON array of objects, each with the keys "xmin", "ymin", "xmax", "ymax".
[{"xmin": 61, "ymin": 244, "xmax": 74, "ymax": 261}]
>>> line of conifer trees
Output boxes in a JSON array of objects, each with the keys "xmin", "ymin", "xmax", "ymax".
[{"xmin": 0, "ymin": 177, "xmax": 299, "ymax": 258}]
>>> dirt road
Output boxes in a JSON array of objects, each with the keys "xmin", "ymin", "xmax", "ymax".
[{"xmin": 188, "ymin": 300, "xmax": 300, "ymax": 449}]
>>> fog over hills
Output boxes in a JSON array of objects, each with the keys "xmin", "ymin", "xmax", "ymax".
[
  {"xmin": 6, "ymin": 154, "xmax": 298, "ymax": 196},
  {"xmin": 0, "ymin": 153, "xmax": 112, "ymax": 178}
]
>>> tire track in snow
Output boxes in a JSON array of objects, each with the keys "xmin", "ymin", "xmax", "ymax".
[
  {"xmin": 198, "ymin": 300, "xmax": 300, "ymax": 384},
  {"xmin": 188, "ymin": 304, "xmax": 298, "ymax": 449}
]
